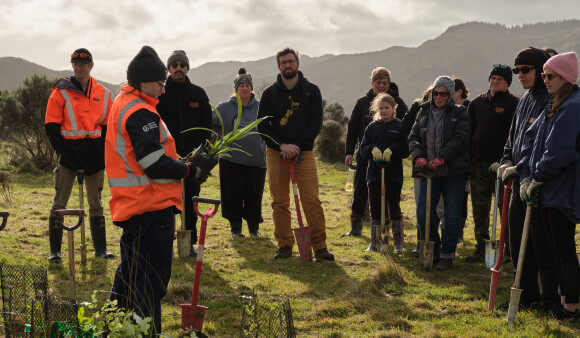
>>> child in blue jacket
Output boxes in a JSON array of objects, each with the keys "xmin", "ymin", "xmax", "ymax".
[{"xmin": 358, "ymin": 93, "xmax": 409, "ymax": 252}]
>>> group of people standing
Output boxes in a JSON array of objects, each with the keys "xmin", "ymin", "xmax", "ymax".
[
  {"xmin": 43, "ymin": 45, "xmax": 335, "ymax": 334},
  {"xmin": 344, "ymin": 47, "xmax": 579, "ymax": 321}
]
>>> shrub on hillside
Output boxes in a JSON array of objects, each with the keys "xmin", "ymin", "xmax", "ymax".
[{"xmin": 315, "ymin": 120, "xmax": 345, "ymax": 163}]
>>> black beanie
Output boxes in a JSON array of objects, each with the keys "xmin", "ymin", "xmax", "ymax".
[
  {"xmin": 489, "ymin": 64, "xmax": 513, "ymax": 86},
  {"xmin": 71, "ymin": 48, "xmax": 93, "ymax": 63},
  {"xmin": 514, "ymin": 47, "xmax": 537, "ymax": 66},
  {"xmin": 127, "ymin": 46, "xmax": 167, "ymax": 83}
]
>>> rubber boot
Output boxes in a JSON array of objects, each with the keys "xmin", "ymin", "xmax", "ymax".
[
  {"xmin": 48, "ymin": 216, "xmax": 63, "ymax": 263},
  {"xmin": 248, "ymin": 222, "xmax": 260, "ymax": 238},
  {"xmin": 230, "ymin": 220, "xmax": 244, "ymax": 238},
  {"xmin": 342, "ymin": 215, "xmax": 363, "ymax": 237},
  {"xmin": 364, "ymin": 220, "xmax": 381, "ymax": 252},
  {"xmin": 89, "ymin": 216, "xmax": 115, "ymax": 259},
  {"xmin": 411, "ymin": 227, "xmax": 421, "ymax": 254},
  {"xmin": 392, "ymin": 219, "xmax": 404, "ymax": 252}
]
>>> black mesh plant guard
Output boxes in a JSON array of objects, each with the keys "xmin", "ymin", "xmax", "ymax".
[
  {"xmin": 240, "ymin": 294, "xmax": 296, "ymax": 338},
  {"xmin": 0, "ymin": 263, "xmax": 79, "ymax": 337}
]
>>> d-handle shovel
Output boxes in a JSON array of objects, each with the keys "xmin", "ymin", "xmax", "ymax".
[
  {"xmin": 0, "ymin": 211, "xmax": 8, "ymax": 231},
  {"xmin": 485, "ymin": 177, "xmax": 501, "ymax": 269},
  {"xmin": 488, "ymin": 178, "xmax": 512, "ymax": 310},
  {"xmin": 506, "ymin": 199, "xmax": 533, "ymax": 325},
  {"xmin": 76, "ymin": 170, "xmax": 87, "ymax": 266},
  {"xmin": 282, "ymin": 156, "xmax": 313, "ymax": 261},
  {"xmin": 177, "ymin": 179, "xmax": 192, "ymax": 258},
  {"xmin": 419, "ymin": 176, "xmax": 435, "ymax": 271},
  {"xmin": 181, "ymin": 196, "xmax": 220, "ymax": 333},
  {"xmin": 55, "ymin": 209, "xmax": 84, "ymax": 300},
  {"xmin": 377, "ymin": 161, "xmax": 391, "ymax": 256}
]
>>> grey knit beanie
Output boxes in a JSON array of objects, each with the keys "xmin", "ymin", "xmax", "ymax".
[
  {"xmin": 432, "ymin": 76, "xmax": 455, "ymax": 99},
  {"xmin": 234, "ymin": 68, "xmax": 253, "ymax": 91},
  {"xmin": 167, "ymin": 50, "xmax": 189, "ymax": 68}
]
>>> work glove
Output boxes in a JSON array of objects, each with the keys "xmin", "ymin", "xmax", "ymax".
[
  {"xmin": 371, "ymin": 147, "xmax": 383, "ymax": 161},
  {"xmin": 185, "ymin": 163, "xmax": 210, "ymax": 185},
  {"xmin": 189, "ymin": 150, "xmax": 219, "ymax": 173},
  {"xmin": 497, "ymin": 160, "xmax": 513, "ymax": 180},
  {"xmin": 519, "ymin": 177, "xmax": 532, "ymax": 202},
  {"xmin": 501, "ymin": 166, "xmax": 517, "ymax": 184},
  {"xmin": 428, "ymin": 158, "xmax": 445, "ymax": 171},
  {"xmin": 526, "ymin": 180, "xmax": 544, "ymax": 202},
  {"xmin": 488, "ymin": 162, "xmax": 500, "ymax": 175},
  {"xmin": 383, "ymin": 148, "xmax": 392, "ymax": 162},
  {"xmin": 415, "ymin": 157, "xmax": 427, "ymax": 175}
]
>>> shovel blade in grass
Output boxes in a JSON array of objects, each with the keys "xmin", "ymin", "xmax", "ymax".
[
  {"xmin": 419, "ymin": 241, "xmax": 434, "ymax": 271},
  {"xmin": 506, "ymin": 287, "xmax": 522, "ymax": 325},
  {"xmin": 293, "ymin": 226, "xmax": 313, "ymax": 261},
  {"xmin": 485, "ymin": 240, "xmax": 499, "ymax": 269},
  {"xmin": 180, "ymin": 304, "xmax": 208, "ymax": 332}
]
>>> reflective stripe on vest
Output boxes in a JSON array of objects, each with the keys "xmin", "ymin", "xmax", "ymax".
[
  {"xmin": 108, "ymin": 99, "xmax": 179, "ymax": 188},
  {"xmin": 59, "ymin": 88, "xmax": 106, "ymax": 137}
]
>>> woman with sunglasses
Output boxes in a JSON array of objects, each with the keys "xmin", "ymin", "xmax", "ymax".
[
  {"xmin": 518, "ymin": 52, "xmax": 580, "ymax": 321},
  {"xmin": 408, "ymin": 76, "xmax": 471, "ymax": 270},
  {"xmin": 105, "ymin": 46, "xmax": 212, "ymax": 334}
]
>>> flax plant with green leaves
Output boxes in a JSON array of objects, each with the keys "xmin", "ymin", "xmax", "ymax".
[{"xmin": 182, "ymin": 91, "xmax": 275, "ymax": 158}]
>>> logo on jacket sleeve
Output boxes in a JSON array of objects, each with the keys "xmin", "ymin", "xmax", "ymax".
[
  {"xmin": 143, "ymin": 122, "xmax": 158, "ymax": 132},
  {"xmin": 189, "ymin": 102, "xmax": 199, "ymax": 108}
]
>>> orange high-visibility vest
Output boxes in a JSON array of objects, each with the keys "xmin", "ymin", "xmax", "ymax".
[
  {"xmin": 45, "ymin": 77, "xmax": 111, "ymax": 139},
  {"xmin": 105, "ymin": 84, "xmax": 181, "ymax": 222}
]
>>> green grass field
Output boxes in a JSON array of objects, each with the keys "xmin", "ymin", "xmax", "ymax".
[{"xmin": 0, "ymin": 157, "xmax": 578, "ymax": 337}]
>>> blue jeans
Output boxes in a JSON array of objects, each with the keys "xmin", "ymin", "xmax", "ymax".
[{"xmin": 417, "ymin": 174, "xmax": 468, "ymax": 259}]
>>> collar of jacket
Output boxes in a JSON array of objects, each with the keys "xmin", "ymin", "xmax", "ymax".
[
  {"xmin": 228, "ymin": 95, "xmax": 257, "ymax": 109},
  {"xmin": 486, "ymin": 89, "xmax": 510, "ymax": 101}
]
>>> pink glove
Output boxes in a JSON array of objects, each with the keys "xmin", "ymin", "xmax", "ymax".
[
  {"xmin": 428, "ymin": 158, "xmax": 445, "ymax": 171},
  {"xmin": 415, "ymin": 158, "xmax": 427, "ymax": 168}
]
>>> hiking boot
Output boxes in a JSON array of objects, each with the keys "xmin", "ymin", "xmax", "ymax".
[
  {"xmin": 274, "ymin": 246, "xmax": 292, "ymax": 259},
  {"xmin": 392, "ymin": 219, "xmax": 404, "ymax": 252},
  {"xmin": 465, "ymin": 245, "xmax": 485, "ymax": 262},
  {"xmin": 554, "ymin": 307, "xmax": 579, "ymax": 322},
  {"xmin": 248, "ymin": 222, "xmax": 260, "ymax": 238},
  {"xmin": 342, "ymin": 215, "xmax": 363, "ymax": 237},
  {"xmin": 435, "ymin": 258, "xmax": 453, "ymax": 271},
  {"xmin": 364, "ymin": 220, "xmax": 382, "ymax": 252},
  {"xmin": 315, "ymin": 248, "xmax": 335, "ymax": 261}
]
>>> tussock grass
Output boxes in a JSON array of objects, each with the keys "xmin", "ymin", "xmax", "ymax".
[{"xmin": 0, "ymin": 157, "xmax": 578, "ymax": 336}]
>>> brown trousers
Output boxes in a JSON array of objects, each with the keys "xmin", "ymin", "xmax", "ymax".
[
  {"xmin": 50, "ymin": 163, "xmax": 104, "ymax": 217},
  {"xmin": 266, "ymin": 149, "xmax": 327, "ymax": 251}
]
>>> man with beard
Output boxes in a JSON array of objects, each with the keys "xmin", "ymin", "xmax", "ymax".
[
  {"xmin": 257, "ymin": 47, "xmax": 334, "ymax": 261},
  {"xmin": 157, "ymin": 50, "xmax": 212, "ymax": 257}
]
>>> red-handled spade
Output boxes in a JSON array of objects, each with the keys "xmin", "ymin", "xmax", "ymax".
[
  {"xmin": 181, "ymin": 196, "xmax": 220, "ymax": 333},
  {"xmin": 281, "ymin": 156, "xmax": 313, "ymax": 261}
]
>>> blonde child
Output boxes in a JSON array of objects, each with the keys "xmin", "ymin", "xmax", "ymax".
[{"xmin": 358, "ymin": 93, "xmax": 409, "ymax": 252}]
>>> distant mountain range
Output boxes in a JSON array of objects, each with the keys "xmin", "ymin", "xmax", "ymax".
[{"xmin": 1, "ymin": 20, "xmax": 579, "ymax": 116}]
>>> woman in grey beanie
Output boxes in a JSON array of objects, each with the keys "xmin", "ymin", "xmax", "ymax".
[{"xmin": 408, "ymin": 75, "xmax": 471, "ymax": 270}]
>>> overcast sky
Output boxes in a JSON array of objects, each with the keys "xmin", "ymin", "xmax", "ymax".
[{"xmin": 1, "ymin": 0, "xmax": 578, "ymax": 84}]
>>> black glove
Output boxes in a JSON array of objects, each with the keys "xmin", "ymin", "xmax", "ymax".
[
  {"xmin": 188, "ymin": 150, "xmax": 218, "ymax": 173},
  {"xmin": 185, "ymin": 162, "xmax": 210, "ymax": 185}
]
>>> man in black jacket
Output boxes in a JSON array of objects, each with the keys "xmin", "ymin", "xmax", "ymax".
[
  {"xmin": 465, "ymin": 64, "xmax": 519, "ymax": 262},
  {"xmin": 257, "ymin": 47, "xmax": 334, "ymax": 261},
  {"xmin": 344, "ymin": 67, "xmax": 407, "ymax": 236},
  {"xmin": 157, "ymin": 50, "xmax": 212, "ymax": 256}
]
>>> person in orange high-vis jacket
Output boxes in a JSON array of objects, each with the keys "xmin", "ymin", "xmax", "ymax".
[
  {"xmin": 44, "ymin": 48, "xmax": 114, "ymax": 263},
  {"xmin": 106, "ymin": 46, "xmax": 213, "ymax": 335}
]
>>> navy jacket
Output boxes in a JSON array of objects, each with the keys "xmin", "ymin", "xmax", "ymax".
[
  {"xmin": 359, "ymin": 118, "xmax": 408, "ymax": 186},
  {"xmin": 519, "ymin": 87, "xmax": 580, "ymax": 223}
]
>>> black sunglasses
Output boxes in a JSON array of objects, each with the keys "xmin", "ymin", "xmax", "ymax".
[
  {"xmin": 170, "ymin": 62, "xmax": 188, "ymax": 69},
  {"xmin": 512, "ymin": 66, "xmax": 535, "ymax": 74},
  {"xmin": 432, "ymin": 90, "xmax": 449, "ymax": 98}
]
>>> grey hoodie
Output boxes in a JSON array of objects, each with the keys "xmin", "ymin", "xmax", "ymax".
[{"xmin": 213, "ymin": 96, "xmax": 266, "ymax": 168}]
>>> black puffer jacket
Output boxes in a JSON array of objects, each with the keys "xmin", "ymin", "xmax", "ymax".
[
  {"xmin": 408, "ymin": 101, "xmax": 471, "ymax": 176},
  {"xmin": 345, "ymin": 83, "xmax": 408, "ymax": 155}
]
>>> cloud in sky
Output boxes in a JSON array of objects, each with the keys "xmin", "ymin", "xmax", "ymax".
[{"xmin": 0, "ymin": 0, "xmax": 578, "ymax": 83}]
